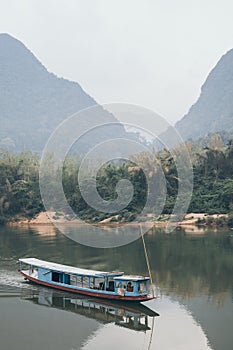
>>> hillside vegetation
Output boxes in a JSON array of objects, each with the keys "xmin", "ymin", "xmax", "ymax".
[{"xmin": 0, "ymin": 134, "xmax": 233, "ymax": 226}]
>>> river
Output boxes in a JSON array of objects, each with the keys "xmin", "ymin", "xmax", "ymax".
[{"xmin": 0, "ymin": 225, "xmax": 232, "ymax": 350}]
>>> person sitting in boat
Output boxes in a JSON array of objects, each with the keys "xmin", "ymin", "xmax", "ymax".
[{"xmin": 127, "ymin": 282, "xmax": 133, "ymax": 292}]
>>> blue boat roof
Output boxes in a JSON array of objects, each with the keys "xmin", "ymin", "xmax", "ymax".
[{"xmin": 19, "ymin": 258, "xmax": 124, "ymax": 278}]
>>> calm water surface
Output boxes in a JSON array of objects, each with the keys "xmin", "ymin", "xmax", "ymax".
[{"xmin": 0, "ymin": 225, "xmax": 232, "ymax": 350}]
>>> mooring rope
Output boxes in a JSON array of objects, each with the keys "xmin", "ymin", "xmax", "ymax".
[
  {"xmin": 139, "ymin": 225, "xmax": 156, "ymax": 350},
  {"xmin": 148, "ymin": 316, "xmax": 155, "ymax": 350},
  {"xmin": 140, "ymin": 224, "xmax": 154, "ymax": 298}
]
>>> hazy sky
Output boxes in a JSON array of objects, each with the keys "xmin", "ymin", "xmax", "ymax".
[{"xmin": 0, "ymin": 0, "xmax": 233, "ymax": 123}]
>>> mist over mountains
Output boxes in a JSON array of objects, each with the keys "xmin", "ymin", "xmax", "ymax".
[
  {"xmin": 0, "ymin": 33, "xmax": 125, "ymax": 152},
  {"xmin": 1, "ymin": 33, "xmax": 233, "ymax": 151},
  {"xmin": 176, "ymin": 48, "xmax": 233, "ymax": 141}
]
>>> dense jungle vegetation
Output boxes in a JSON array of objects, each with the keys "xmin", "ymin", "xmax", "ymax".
[{"xmin": 0, "ymin": 134, "xmax": 233, "ymax": 226}]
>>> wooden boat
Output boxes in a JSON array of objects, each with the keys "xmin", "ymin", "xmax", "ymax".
[{"xmin": 18, "ymin": 258, "xmax": 155, "ymax": 302}]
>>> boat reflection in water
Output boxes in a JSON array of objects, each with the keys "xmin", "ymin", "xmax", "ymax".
[{"xmin": 21, "ymin": 287, "xmax": 159, "ymax": 332}]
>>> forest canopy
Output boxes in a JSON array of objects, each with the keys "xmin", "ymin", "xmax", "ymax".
[{"xmin": 0, "ymin": 134, "xmax": 233, "ymax": 226}]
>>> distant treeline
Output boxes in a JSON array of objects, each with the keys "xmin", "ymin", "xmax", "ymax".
[{"xmin": 0, "ymin": 134, "xmax": 233, "ymax": 226}]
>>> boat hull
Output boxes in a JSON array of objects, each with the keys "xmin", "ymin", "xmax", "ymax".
[{"xmin": 19, "ymin": 271, "xmax": 154, "ymax": 302}]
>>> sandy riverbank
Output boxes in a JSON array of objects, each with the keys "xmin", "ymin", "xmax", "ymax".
[{"xmin": 7, "ymin": 211, "xmax": 228, "ymax": 228}]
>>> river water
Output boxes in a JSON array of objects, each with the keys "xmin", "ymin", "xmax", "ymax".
[{"xmin": 0, "ymin": 225, "xmax": 232, "ymax": 350}]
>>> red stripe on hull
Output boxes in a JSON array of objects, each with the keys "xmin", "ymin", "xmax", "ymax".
[{"xmin": 19, "ymin": 271, "xmax": 154, "ymax": 302}]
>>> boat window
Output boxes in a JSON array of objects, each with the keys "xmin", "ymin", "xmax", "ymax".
[
  {"xmin": 94, "ymin": 278, "xmax": 105, "ymax": 290},
  {"xmin": 70, "ymin": 274, "xmax": 77, "ymax": 286},
  {"xmin": 90, "ymin": 277, "xmax": 95, "ymax": 289},
  {"xmin": 64, "ymin": 274, "xmax": 70, "ymax": 285},
  {"xmin": 117, "ymin": 287, "xmax": 125, "ymax": 296},
  {"xmin": 76, "ymin": 276, "xmax": 83, "ymax": 287},
  {"xmin": 28, "ymin": 265, "xmax": 38, "ymax": 277},
  {"xmin": 29, "ymin": 265, "xmax": 34, "ymax": 275},
  {"xmin": 127, "ymin": 282, "xmax": 134, "ymax": 292},
  {"xmin": 52, "ymin": 272, "xmax": 61, "ymax": 283},
  {"xmin": 107, "ymin": 279, "xmax": 115, "ymax": 292},
  {"xmin": 82, "ymin": 277, "xmax": 89, "ymax": 288},
  {"xmin": 138, "ymin": 282, "xmax": 146, "ymax": 293},
  {"xmin": 31, "ymin": 267, "xmax": 38, "ymax": 278}
]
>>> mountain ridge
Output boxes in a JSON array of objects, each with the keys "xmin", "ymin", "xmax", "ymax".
[
  {"xmin": 175, "ymin": 48, "xmax": 233, "ymax": 140},
  {"xmin": 0, "ymin": 33, "xmax": 124, "ymax": 152}
]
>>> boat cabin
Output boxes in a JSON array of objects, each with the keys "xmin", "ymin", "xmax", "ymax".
[{"xmin": 114, "ymin": 275, "xmax": 149, "ymax": 297}]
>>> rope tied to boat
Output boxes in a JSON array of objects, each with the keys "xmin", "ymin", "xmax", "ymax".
[{"xmin": 140, "ymin": 224, "xmax": 154, "ymax": 298}]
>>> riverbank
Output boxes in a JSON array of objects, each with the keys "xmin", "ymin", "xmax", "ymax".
[{"xmin": 6, "ymin": 211, "xmax": 232, "ymax": 229}]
